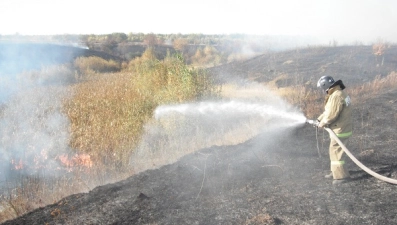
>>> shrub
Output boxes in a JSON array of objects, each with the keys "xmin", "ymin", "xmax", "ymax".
[
  {"xmin": 173, "ymin": 38, "xmax": 189, "ymax": 52},
  {"xmin": 73, "ymin": 56, "xmax": 120, "ymax": 75}
]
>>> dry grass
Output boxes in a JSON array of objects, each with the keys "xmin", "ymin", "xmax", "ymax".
[
  {"xmin": 65, "ymin": 72, "xmax": 145, "ymax": 166},
  {"xmin": 74, "ymin": 56, "xmax": 121, "ymax": 76},
  {"xmin": 350, "ymin": 72, "xmax": 397, "ymax": 99},
  {"xmin": 245, "ymin": 212, "xmax": 278, "ymax": 225},
  {"xmin": 66, "ymin": 50, "xmax": 217, "ymax": 167}
]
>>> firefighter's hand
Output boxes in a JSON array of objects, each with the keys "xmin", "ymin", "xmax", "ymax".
[{"xmin": 318, "ymin": 121, "xmax": 325, "ymax": 128}]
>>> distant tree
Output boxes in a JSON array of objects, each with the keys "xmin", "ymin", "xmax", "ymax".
[
  {"xmin": 373, "ymin": 43, "xmax": 386, "ymax": 56},
  {"xmin": 187, "ymin": 33, "xmax": 204, "ymax": 45},
  {"xmin": 141, "ymin": 47, "xmax": 158, "ymax": 61},
  {"xmin": 80, "ymin": 35, "xmax": 95, "ymax": 49},
  {"xmin": 194, "ymin": 48, "xmax": 204, "ymax": 58},
  {"xmin": 157, "ymin": 37, "xmax": 165, "ymax": 45},
  {"xmin": 330, "ymin": 39, "xmax": 338, "ymax": 47},
  {"xmin": 192, "ymin": 48, "xmax": 204, "ymax": 64},
  {"xmin": 372, "ymin": 40, "xmax": 388, "ymax": 66},
  {"xmin": 143, "ymin": 33, "xmax": 158, "ymax": 47},
  {"xmin": 203, "ymin": 45, "xmax": 216, "ymax": 55},
  {"xmin": 97, "ymin": 36, "xmax": 118, "ymax": 55},
  {"xmin": 173, "ymin": 38, "xmax": 189, "ymax": 52},
  {"xmin": 128, "ymin": 32, "xmax": 144, "ymax": 42},
  {"xmin": 110, "ymin": 33, "xmax": 128, "ymax": 43}
]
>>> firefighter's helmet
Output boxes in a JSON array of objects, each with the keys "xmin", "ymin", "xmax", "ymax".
[{"xmin": 317, "ymin": 76, "xmax": 335, "ymax": 92}]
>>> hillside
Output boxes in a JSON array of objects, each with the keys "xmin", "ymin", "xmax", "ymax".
[
  {"xmin": 209, "ymin": 45, "xmax": 397, "ymax": 87},
  {"xmin": 2, "ymin": 45, "xmax": 397, "ymax": 225}
]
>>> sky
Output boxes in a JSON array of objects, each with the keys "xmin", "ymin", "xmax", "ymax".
[{"xmin": 0, "ymin": 0, "xmax": 396, "ymax": 44}]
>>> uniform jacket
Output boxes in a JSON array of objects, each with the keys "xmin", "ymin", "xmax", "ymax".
[{"xmin": 317, "ymin": 84, "xmax": 353, "ymax": 138}]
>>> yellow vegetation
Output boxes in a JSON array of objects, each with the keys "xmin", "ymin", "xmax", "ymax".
[{"xmin": 66, "ymin": 49, "xmax": 217, "ymax": 166}]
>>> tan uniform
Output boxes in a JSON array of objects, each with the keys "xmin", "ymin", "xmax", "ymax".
[{"xmin": 317, "ymin": 85, "xmax": 353, "ymax": 180}]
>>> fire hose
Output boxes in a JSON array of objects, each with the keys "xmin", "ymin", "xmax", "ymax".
[{"xmin": 306, "ymin": 120, "xmax": 397, "ymax": 185}]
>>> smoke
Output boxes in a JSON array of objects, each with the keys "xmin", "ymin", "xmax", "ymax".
[
  {"xmin": 0, "ymin": 74, "xmax": 17, "ymax": 105},
  {"xmin": 0, "ymin": 43, "xmax": 75, "ymax": 182},
  {"xmin": 130, "ymin": 82, "xmax": 306, "ymax": 173}
]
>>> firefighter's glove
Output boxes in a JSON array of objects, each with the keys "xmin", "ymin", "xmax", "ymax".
[{"xmin": 318, "ymin": 121, "xmax": 326, "ymax": 128}]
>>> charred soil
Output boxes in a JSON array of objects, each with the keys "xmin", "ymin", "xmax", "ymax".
[{"xmin": 2, "ymin": 45, "xmax": 397, "ymax": 225}]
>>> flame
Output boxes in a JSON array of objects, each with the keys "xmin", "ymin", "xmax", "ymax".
[
  {"xmin": 10, "ymin": 152, "xmax": 93, "ymax": 172},
  {"xmin": 11, "ymin": 159, "xmax": 24, "ymax": 170},
  {"xmin": 58, "ymin": 153, "xmax": 93, "ymax": 170}
]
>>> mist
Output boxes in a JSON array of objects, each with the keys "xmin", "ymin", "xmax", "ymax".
[{"xmin": 130, "ymin": 81, "xmax": 306, "ymax": 173}]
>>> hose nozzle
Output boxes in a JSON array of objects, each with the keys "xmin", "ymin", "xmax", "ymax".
[{"xmin": 306, "ymin": 119, "xmax": 319, "ymax": 127}]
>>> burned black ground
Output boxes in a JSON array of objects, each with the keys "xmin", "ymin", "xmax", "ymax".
[
  {"xmin": 0, "ymin": 43, "xmax": 121, "ymax": 75},
  {"xmin": 2, "ymin": 45, "xmax": 397, "ymax": 225}
]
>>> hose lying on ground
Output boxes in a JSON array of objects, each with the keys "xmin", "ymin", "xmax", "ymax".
[{"xmin": 324, "ymin": 127, "xmax": 397, "ymax": 185}]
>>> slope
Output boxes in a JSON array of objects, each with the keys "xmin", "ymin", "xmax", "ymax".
[{"xmin": 2, "ymin": 45, "xmax": 397, "ymax": 225}]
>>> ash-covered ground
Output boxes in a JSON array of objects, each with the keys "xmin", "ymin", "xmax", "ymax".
[
  {"xmin": 2, "ymin": 45, "xmax": 397, "ymax": 224},
  {"xmin": 3, "ymin": 89, "xmax": 397, "ymax": 224}
]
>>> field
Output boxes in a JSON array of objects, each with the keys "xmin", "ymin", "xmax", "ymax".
[{"xmin": 2, "ymin": 43, "xmax": 397, "ymax": 224}]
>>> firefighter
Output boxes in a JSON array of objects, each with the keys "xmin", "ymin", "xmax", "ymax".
[{"xmin": 316, "ymin": 76, "xmax": 353, "ymax": 185}]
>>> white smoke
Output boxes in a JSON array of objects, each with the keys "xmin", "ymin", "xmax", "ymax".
[
  {"xmin": 0, "ymin": 53, "xmax": 74, "ymax": 182},
  {"xmin": 0, "ymin": 86, "xmax": 71, "ymax": 181}
]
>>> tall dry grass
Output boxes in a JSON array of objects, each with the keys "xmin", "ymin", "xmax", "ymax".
[
  {"xmin": 66, "ymin": 49, "xmax": 217, "ymax": 167},
  {"xmin": 74, "ymin": 56, "xmax": 121, "ymax": 76},
  {"xmin": 349, "ymin": 72, "xmax": 397, "ymax": 99}
]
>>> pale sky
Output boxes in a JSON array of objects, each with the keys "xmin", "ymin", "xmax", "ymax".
[{"xmin": 1, "ymin": 0, "xmax": 396, "ymax": 44}]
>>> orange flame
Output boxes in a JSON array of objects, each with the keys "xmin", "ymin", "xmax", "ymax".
[
  {"xmin": 10, "ymin": 152, "xmax": 93, "ymax": 172},
  {"xmin": 58, "ymin": 153, "xmax": 93, "ymax": 170},
  {"xmin": 11, "ymin": 159, "xmax": 24, "ymax": 170}
]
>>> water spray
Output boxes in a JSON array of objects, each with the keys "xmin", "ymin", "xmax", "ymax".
[
  {"xmin": 131, "ymin": 99, "xmax": 307, "ymax": 173},
  {"xmin": 305, "ymin": 119, "xmax": 319, "ymax": 127},
  {"xmin": 155, "ymin": 100, "xmax": 307, "ymax": 126}
]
